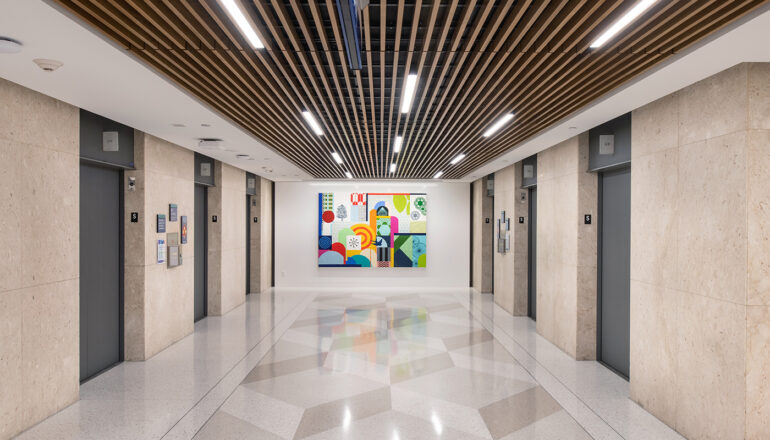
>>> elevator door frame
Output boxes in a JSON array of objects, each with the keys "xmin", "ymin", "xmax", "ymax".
[
  {"xmin": 527, "ymin": 186, "xmax": 537, "ymax": 321},
  {"xmin": 596, "ymin": 166, "xmax": 631, "ymax": 379},
  {"xmin": 79, "ymin": 161, "xmax": 124, "ymax": 382},
  {"xmin": 194, "ymin": 184, "xmax": 208, "ymax": 322},
  {"xmin": 246, "ymin": 195, "xmax": 251, "ymax": 295}
]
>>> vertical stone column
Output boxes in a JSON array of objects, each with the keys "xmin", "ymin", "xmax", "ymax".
[
  {"xmin": 472, "ymin": 177, "xmax": 494, "ymax": 293},
  {"xmin": 630, "ymin": 63, "xmax": 770, "ymax": 439},
  {"xmin": 493, "ymin": 162, "xmax": 529, "ymax": 315},
  {"xmin": 0, "ymin": 78, "xmax": 79, "ymax": 438},
  {"xmin": 259, "ymin": 177, "xmax": 273, "ymax": 293},
  {"xmin": 535, "ymin": 132, "xmax": 598, "ymax": 360},
  {"xmin": 207, "ymin": 161, "xmax": 247, "ymax": 315},
  {"xmin": 124, "ymin": 131, "xmax": 195, "ymax": 360}
]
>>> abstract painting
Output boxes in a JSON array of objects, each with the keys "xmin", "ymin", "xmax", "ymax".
[{"xmin": 318, "ymin": 192, "xmax": 427, "ymax": 268}]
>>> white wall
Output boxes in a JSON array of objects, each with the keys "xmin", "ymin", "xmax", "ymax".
[{"xmin": 275, "ymin": 181, "xmax": 470, "ymax": 288}]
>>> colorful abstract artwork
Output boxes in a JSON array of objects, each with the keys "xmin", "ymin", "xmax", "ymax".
[{"xmin": 318, "ymin": 192, "xmax": 427, "ymax": 268}]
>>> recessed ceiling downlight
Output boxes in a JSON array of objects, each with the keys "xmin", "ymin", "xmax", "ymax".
[{"xmin": 0, "ymin": 38, "xmax": 22, "ymax": 54}]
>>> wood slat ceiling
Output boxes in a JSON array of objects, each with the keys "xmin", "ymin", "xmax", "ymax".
[{"xmin": 52, "ymin": 0, "xmax": 767, "ymax": 179}]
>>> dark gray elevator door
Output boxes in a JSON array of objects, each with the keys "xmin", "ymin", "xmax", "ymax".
[
  {"xmin": 194, "ymin": 185, "xmax": 207, "ymax": 321},
  {"xmin": 528, "ymin": 187, "xmax": 537, "ymax": 321},
  {"xmin": 599, "ymin": 167, "xmax": 631, "ymax": 378},
  {"xmin": 80, "ymin": 164, "xmax": 121, "ymax": 381},
  {"xmin": 246, "ymin": 195, "xmax": 251, "ymax": 295}
]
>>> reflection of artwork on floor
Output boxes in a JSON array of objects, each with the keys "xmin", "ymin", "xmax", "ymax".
[{"xmin": 318, "ymin": 192, "xmax": 427, "ymax": 268}]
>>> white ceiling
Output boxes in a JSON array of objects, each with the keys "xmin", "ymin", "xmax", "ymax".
[
  {"xmin": 0, "ymin": 0, "xmax": 311, "ymax": 181},
  {"xmin": 462, "ymin": 4, "xmax": 770, "ymax": 182},
  {"xmin": 1, "ymin": 1, "xmax": 768, "ymax": 182}
]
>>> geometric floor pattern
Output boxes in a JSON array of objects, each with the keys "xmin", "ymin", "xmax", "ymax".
[{"xmin": 194, "ymin": 292, "xmax": 592, "ymax": 439}]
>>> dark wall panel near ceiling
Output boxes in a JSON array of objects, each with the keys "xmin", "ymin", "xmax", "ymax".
[
  {"xmin": 194, "ymin": 153, "xmax": 216, "ymax": 187},
  {"xmin": 588, "ymin": 113, "xmax": 631, "ymax": 172},
  {"xmin": 521, "ymin": 155, "xmax": 537, "ymax": 188},
  {"xmin": 80, "ymin": 109, "xmax": 134, "ymax": 168}
]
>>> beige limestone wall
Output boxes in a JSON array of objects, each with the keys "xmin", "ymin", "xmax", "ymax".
[
  {"xmin": 536, "ymin": 133, "xmax": 598, "ymax": 360},
  {"xmin": 472, "ymin": 178, "xmax": 493, "ymax": 293},
  {"xmin": 208, "ymin": 162, "xmax": 247, "ymax": 314},
  {"xmin": 124, "ymin": 132, "xmax": 195, "ymax": 360},
  {"xmin": 493, "ymin": 163, "xmax": 529, "ymax": 315},
  {"xmin": 0, "ymin": 79, "xmax": 79, "ymax": 439},
  {"xmin": 630, "ymin": 63, "xmax": 770, "ymax": 440},
  {"xmin": 259, "ymin": 177, "xmax": 273, "ymax": 293}
]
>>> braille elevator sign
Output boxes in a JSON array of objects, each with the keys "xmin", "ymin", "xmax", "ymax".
[
  {"xmin": 212, "ymin": 215, "xmax": 218, "ymax": 223},
  {"xmin": 584, "ymin": 214, "xmax": 592, "ymax": 225},
  {"xmin": 519, "ymin": 217, "xmax": 524, "ymax": 224},
  {"xmin": 253, "ymin": 217, "xmax": 258, "ymax": 223},
  {"xmin": 130, "ymin": 212, "xmax": 138, "ymax": 223}
]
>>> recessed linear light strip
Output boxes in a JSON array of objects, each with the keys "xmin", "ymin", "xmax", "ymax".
[
  {"xmin": 590, "ymin": 0, "xmax": 657, "ymax": 48},
  {"xmin": 331, "ymin": 152, "xmax": 343, "ymax": 164},
  {"xmin": 302, "ymin": 111, "xmax": 324, "ymax": 136},
  {"xmin": 450, "ymin": 153, "xmax": 466, "ymax": 165},
  {"xmin": 390, "ymin": 163, "xmax": 396, "ymax": 173},
  {"xmin": 345, "ymin": 171, "xmax": 353, "ymax": 179},
  {"xmin": 393, "ymin": 136, "xmax": 403, "ymax": 153},
  {"xmin": 400, "ymin": 74, "xmax": 418, "ymax": 114},
  {"xmin": 433, "ymin": 171, "xmax": 443, "ymax": 179},
  {"xmin": 219, "ymin": 0, "xmax": 264, "ymax": 49},
  {"xmin": 483, "ymin": 113, "xmax": 515, "ymax": 138}
]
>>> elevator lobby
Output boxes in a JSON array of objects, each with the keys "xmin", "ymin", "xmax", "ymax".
[{"xmin": 1, "ymin": 1, "xmax": 770, "ymax": 439}]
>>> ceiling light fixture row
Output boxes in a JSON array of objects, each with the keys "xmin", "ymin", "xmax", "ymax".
[
  {"xmin": 220, "ymin": 0, "xmax": 264, "ymax": 49},
  {"xmin": 590, "ymin": 0, "xmax": 657, "ymax": 48},
  {"xmin": 400, "ymin": 74, "xmax": 419, "ymax": 114}
]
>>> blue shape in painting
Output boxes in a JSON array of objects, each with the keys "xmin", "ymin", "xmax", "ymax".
[
  {"xmin": 412, "ymin": 234, "xmax": 426, "ymax": 266},
  {"xmin": 346, "ymin": 255, "xmax": 371, "ymax": 267},
  {"xmin": 393, "ymin": 249, "xmax": 412, "ymax": 267},
  {"xmin": 318, "ymin": 235, "xmax": 332, "ymax": 250},
  {"xmin": 319, "ymin": 251, "xmax": 344, "ymax": 265}
]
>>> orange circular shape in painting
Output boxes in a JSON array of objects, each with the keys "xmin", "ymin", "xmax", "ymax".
[{"xmin": 351, "ymin": 224, "xmax": 374, "ymax": 248}]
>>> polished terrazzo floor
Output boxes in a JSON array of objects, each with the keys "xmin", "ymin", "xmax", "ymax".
[
  {"xmin": 16, "ymin": 289, "xmax": 684, "ymax": 440},
  {"xmin": 194, "ymin": 292, "xmax": 590, "ymax": 439}
]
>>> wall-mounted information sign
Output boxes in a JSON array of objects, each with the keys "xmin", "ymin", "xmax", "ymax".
[
  {"xmin": 169, "ymin": 204, "xmax": 178, "ymax": 222},
  {"xmin": 157, "ymin": 214, "xmax": 166, "ymax": 233},
  {"xmin": 157, "ymin": 239, "xmax": 165, "ymax": 263},
  {"xmin": 181, "ymin": 216, "xmax": 188, "ymax": 244}
]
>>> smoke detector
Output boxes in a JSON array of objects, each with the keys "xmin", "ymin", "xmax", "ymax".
[
  {"xmin": 0, "ymin": 38, "xmax": 22, "ymax": 54},
  {"xmin": 33, "ymin": 58, "xmax": 63, "ymax": 72}
]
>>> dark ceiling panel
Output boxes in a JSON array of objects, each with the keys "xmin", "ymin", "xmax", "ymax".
[{"xmin": 52, "ymin": 0, "xmax": 767, "ymax": 179}]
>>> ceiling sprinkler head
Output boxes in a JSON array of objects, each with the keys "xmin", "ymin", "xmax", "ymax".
[{"xmin": 33, "ymin": 58, "xmax": 63, "ymax": 72}]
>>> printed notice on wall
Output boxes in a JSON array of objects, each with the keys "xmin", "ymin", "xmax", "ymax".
[{"xmin": 157, "ymin": 239, "xmax": 166, "ymax": 264}]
